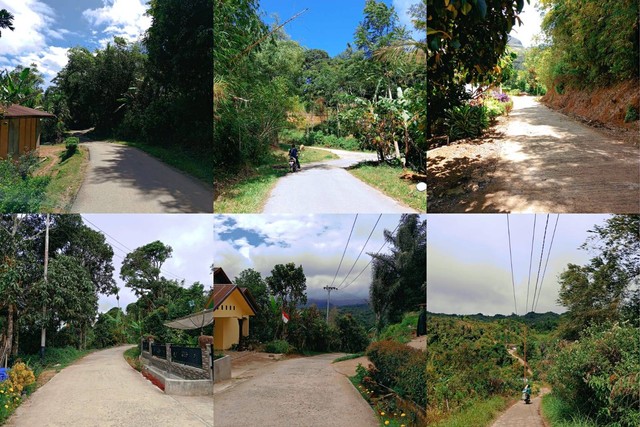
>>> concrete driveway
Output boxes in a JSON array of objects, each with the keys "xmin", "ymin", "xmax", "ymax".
[
  {"xmin": 214, "ymin": 353, "xmax": 377, "ymax": 427},
  {"xmin": 71, "ymin": 141, "xmax": 212, "ymax": 213},
  {"xmin": 7, "ymin": 346, "xmax": 213, "ymax": 427}
]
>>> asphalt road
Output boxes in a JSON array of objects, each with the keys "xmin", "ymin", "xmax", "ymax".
[
  {"xmin": 71, "ymin": 141, "xmax": 212, "ymax": 213},
  {"xmin": 262, "ymin": 148, "xmax": 417, "ymax": 213},
  {"xmin": 213, "ymin": 353, "xmax": 377, "ymax": 427},
  {"xmin": 7, "ymin": 346, "xmax": 213, "ymax": 427}
]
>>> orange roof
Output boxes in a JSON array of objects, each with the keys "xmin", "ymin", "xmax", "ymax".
[{"xmin": 1, "ymin": 104, "xmax": 55, "ymax": 118}]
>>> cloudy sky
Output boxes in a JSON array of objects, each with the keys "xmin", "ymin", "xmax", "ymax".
[
  {"xmin": 427, "ymin": 214, "xmax": 610, "ymax": 316},
  {"xmin": 0, "ymin": 0, "xmax": 151, "ymax": 86},
  {"xmin": 214, "ymin": 214, "xmax": 426, "ymax": 305},
  {"xmin": 81, "ymin": 214, "xmax": 213, "ymax": 313}
]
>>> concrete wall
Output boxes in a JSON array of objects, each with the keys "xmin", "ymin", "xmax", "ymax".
[
  {"xmin": 140, "ymin": 341, "xmax": 212, "ymax": 380},
  {"xmin": 213, "ymin": 355, "xmax": 231, "ymax": 383}
]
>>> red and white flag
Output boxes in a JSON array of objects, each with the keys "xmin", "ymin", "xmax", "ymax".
[{"xmin": 282, "ymin": 310, "xmax": 290, "ymax": 324}]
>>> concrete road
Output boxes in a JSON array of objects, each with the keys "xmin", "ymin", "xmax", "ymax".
[
  {"xmin": 491, "ymin": 389, "xmax": 550, "ymax": 427},
  {"xmin": 71, "ymin": 141, "xmax": 212, "ymax": 213},
  {"xmin": 7, "ymin": 346, "xmax": 213, "ymax": 427},
  {"xmin": 263, "ymin": 149, "xmax": 417, "ymax": 213},
  {"xmin": 214, "ymin": 353, "xmax": 377, "ymax": 427}
]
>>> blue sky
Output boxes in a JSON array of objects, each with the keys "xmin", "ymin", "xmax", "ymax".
[
  {"xmin": 259, "ymin": 0, "xmax": 423, "ymax": 57},
  {"xmin": 427, "ymin": 214, "xmax": 610, "ymax": 316},
  {"xmin": 214, "ymin": 214, "xmax": 426, "ymax": 304},
  {"xmin": 0, "ymin": 0, "xmax": 151, "ymax": 86}
]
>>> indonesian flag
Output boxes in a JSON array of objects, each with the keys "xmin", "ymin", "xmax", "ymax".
[{"xmin": 282, "ymin": 310, "xmax": 290, "ymax": 324}]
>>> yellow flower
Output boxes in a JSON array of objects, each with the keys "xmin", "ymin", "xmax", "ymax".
[
  {"xmin": 380, "ymin": 411, "xmax": 385, "ymax": 416},
  {"xmin": 401, "ymin": 425, "xmax": 406, "ymax": 427},
  {"xmin": 401, "ymin": 413, "xmax": 406, "ymax": 417},
  {"xmin": 4, "ymin": 405, "xmax": 8, "ymax": 409},
  {"xmin": 0, "ymin": 390, "xmax": 4, "ymax": 393},
  {"xmin": 8, "ymin": 388, "xmax": 13, "ymax": 392},
  {"xmin": 384, "ymin": 422, "xmax": 389, "ymax": 426}
]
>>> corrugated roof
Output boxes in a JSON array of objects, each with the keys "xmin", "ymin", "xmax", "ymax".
[
  {"xmin": 1, "ymin": 104, "xmax": 55, "ymax": 118},
  {"xmin": 211, "ymin": 284, "xmax": 236, "ymax": 311}
]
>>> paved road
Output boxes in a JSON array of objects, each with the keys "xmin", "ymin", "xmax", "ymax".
[
  {"xmin": 491, "ymin": 388, "xmax": 550, "ymax": 427},
  {"xmin": 214, "ymin": 353, "xmax": 377, "ymax": 427},
  {"xmin": 262, "ymin": 148, "xmax": 417, "ymax": 213},
  {"xmin": 7, "ymin": 346, "xmax": 213, "ymax": 427},
  {"xmin": 437, "ymin": 96, "xmax": 640, "ymax": 212},
  {"xmin": 72, "ymin": 141, "xmax": 212, "ymax": 213}
]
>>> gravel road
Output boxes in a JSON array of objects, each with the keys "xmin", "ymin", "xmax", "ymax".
[
  {"xmin": 213, "ymin": 353, "xmax": 377, "ymax": 427},
  {"xmin": 430, "ymin": 96, "xmax": 640, "ymax": 212},
  {"xmin": 71, "ymin": 141, "xmax": 212, "ymax": 213},
  {"xmin": 7, "ymin": 346, "xmax": 213, "ymax": 427},
  {"xmin": 262, "ymin": 148, "xmax": 417, "ymax": 213}
]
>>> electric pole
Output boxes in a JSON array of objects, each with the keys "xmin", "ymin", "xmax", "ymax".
[
  {"xmin": 323, "ymin": 286, "xmax": 338, "ymax": 323},
  {"xmin": 40, "ymin": 214, "xmax": 50, "ymax": 364}
]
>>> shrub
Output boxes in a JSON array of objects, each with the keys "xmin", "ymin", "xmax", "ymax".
[
  {"xmin": 445, "ymin": 104, "xmax": 489, "ymax": 141},
  {"xmin": 62, "ymin": 137, "xmax": 79, "ymax": 160},
  {"xmin": 264, "ymin": 340, "xmax": 291, "ymax": 354},
  {"xmin": 8, "ymin": 363, "xmax": 36, "ymax": 394},
  {"xmin": 367, "ymin": 340, "xmax": 426, "ymax": 408},
  {"xmin": 624, "ymin": 105, "xmax": 639, "ymax": 123},
  {"xmin": 335, "ymin": 314, "xmax": 369, "ymax": 353},
  {"xmin": 0, "ymin": 158, "xmax": 49, "ymax": 212}
]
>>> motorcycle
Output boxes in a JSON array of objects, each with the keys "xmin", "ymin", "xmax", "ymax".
[
  {"xmin": 289, "ymin": 156, "xmax": 299, "ymax": 173},
  {"xmin": 522, "ymin": 391, "xmax": 531, "ymax": 404}
]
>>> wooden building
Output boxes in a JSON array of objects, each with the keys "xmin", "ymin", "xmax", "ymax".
[
  {"xmin": 207, "ymin": 268, "xmax": 258, "ymax": 350},
  {"xmin": 0, "ymin": 104, "xmax": 54, "ymax": 159}
]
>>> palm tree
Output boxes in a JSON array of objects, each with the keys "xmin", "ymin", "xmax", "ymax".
[{"xmin": 0, "ymin": 9, "xmax": 15, "ymax": 38}]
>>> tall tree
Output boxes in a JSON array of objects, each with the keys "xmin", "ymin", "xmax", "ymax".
[
  {"xmin": 235, "ymin": 268, "xmax": 274, "ymax": 341},
  {"xmin": 120, "ymin": 240, "xmax": 173, "ymax": 300},
  {"xmin": 266, "ymin": 263, "xmax": 307, "ymax": 318},
  {"xmin": 0, "ymin": 9, "xmax": 14, "ymax": 37}
]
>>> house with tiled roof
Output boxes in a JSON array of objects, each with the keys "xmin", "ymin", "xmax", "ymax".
[{"xmin": 205, "ymin": 267, "xmax": 257, "ymax": 350}]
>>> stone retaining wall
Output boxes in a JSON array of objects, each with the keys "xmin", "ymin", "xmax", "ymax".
[{"xmin": 140, "ymin": 339, "xmax": 212, "ymax": 380}]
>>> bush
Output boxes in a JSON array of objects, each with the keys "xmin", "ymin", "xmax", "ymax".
[
  {"xmin": 62, "ymin": 137, "xmax": 79, "ymax": 160},
  {"xmin": 264, "ymin": 340, "xmax": 291, "ymax": 354},
  {"xmin": 335, "ymin": 314, "xmax": 369, "ymax": 353},
  {"xmin": 7, "ymin": 362, "xmax": 36, "ymax": 394},
  {"xmin": 367, "ymin": 340, "xmax": 427, "ymax": 408},
  {"xmin": 549, "ymin": 323, "xmax": 640, "ymax": 426},
  {"xmin": 624, "ymin": 105, "xmax": 639, "ymax": 123},
  {"xmin": 445, "ymin": 104, "xmax": 489, "ymax": 141},
  {"xmin": 0, "ymin": 158, "xmax": 49, "ymax": 212}
]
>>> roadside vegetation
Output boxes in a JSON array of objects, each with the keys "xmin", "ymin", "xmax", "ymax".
[
  {"xmin": 214, "ymin": 0, "xmax": 426, "ymax": 211},
  {"xmin": 426, "ymin": 215, "xmax": 640, "ymax": 426}
]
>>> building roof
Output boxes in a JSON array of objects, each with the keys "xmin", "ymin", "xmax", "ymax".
[
  {"xmin": 213, "ymin": 267, "xmax": 232, "ymax": 284},
  {"xmin": 1, "ymin": 104, "xmax": 55, "ymax": 118}
]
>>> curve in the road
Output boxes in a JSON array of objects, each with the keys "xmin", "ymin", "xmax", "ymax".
[
  {"xmin": 7, "ymin": 346, "xmax": 212, "ymax": 427},
  {"xmin": 214, "ymin": 353, "xmax": 378, "ymax": 427},
  {"xmin": 72, "ymin": 141, "xmax": 212, "ymax": 213},
  {"xmin": 453, "ymin": 96, "xmax": 640, "ymax": 213},
  {"xmin": 262, "ymin": 148, "xmax": 418, "ymax": 213}
]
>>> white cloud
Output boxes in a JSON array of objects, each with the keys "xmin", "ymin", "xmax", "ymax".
[
  {"xmin": 393, "ymin": 0, "xmax": 422, "ymax": 39},
  {"xmin": 83, "ymin": 0, "xmax": 152, "ymax": 45},
  {"xmin": 0, "ymin": 0, "xmax": 55, "ymax": 55},
  {"xmin": 17, "ymin": 46, "xmax": 69, "ymax": 85}
]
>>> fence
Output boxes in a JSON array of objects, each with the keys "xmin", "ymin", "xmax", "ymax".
[
  {"xmin": 140, "ymin": 338, "xmax": 212, "ymax": 381},
  {"xmin": 151, "ymin": 343, "xmax": 166, "ymax": 359},
  {"xmin": 170, "ymin": 346, "xmax": 203, "ymax": 369}
]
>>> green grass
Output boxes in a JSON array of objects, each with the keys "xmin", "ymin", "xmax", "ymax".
[
  {"xmin": 214, "ymin": 162, "xmax": 286, "ymax": 213},
  {"xmin": 39, "ymin": 145, "xmax": 88, "ymax": 213},
  {"xmin": 277, "ymin": 143, "xmax": 339, "ymax": 163},
  {"xmin": 541, "ymin": 393, "xmax": 599, "ymax": 427},
  {"xmin": 20, "ymin": 346, "xmax": 93, "ymax": 375},
  {"xmin": 112, "ymin": 140, "xmax": 212, "ymax": 186},
  {"xmin": 348, "ymin": 162, "xmax": 426, "ymax": 212},
  {"xmin": 123, "ymin": 346, "xmax": 142, "ymax": 371},
  {"xmin": 432, "ymin": 396, "xmax": 510, "ymax": 427},
  {"xmin": 379, "ymin": 312, "xmax": 419, "ymax": 344},
  {"xmin": 333, "ymin": 352, "xmax": 365, "ymax": 363}
]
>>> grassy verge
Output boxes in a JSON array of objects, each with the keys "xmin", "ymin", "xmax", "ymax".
[
  {"xmin": 123, "ymin": 346, "xmax": 143, "ymax": 371},
  {"xmin": 349, "ymin": 371, "xmax": 416, "ymax": 427},
  {"xmin": 541, "ymin": 393, "xmax": 598, "ymax": 427},
  {"xmin": 37, "ymin": 145, "xmax": 88, "ymax": 213},
  {"xmin": 379, "ymin": 312, "xmax": 419, "ymax": 344},
  {"xmin": 432, "ymin": 396, "xmax": 510, "ymax": 427},
  {"xmin": 277, "ymin": 143, "xmax": 339, "ymax": 163},
  {"xmin": 348, "ymin": 162, "xmax": 426, "ymax": 212},
  {"xmin": 333, "ymin": 352, "xmax": 365, "ymax": 363},
  {"xmin": 112, "ymin": 140, "xmax": 212, "ymax": 186},
  {"xmin": 20, "ymin": 346, "xmax": 93, "ymax": 375}
]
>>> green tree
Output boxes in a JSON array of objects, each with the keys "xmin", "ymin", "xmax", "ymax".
[
  {"xmin": 120, "ymin": 240, "xmax": 173, "ymax": 300},
  {"xmin": 234, "ymin": 268, "xmax": 274, "ymax": 342},
  {"xmin": 0, "ymin": 9, "xmax": 14, "ymax": 37},
  {"xmin": 266, "ymin": 263, "xmax": 307, "ymax": 320}
]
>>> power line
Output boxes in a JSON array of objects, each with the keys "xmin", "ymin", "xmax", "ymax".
[
  {"xmin": 337, "ymin": 214, "xmax": 382, "ymax": 289},
  {"xmin": 330, "ymin": 214, "xmax": 358, "ymax": 288},
  {"xmin": 534, "ymin": 214, "xmax": 560, "ymax": 312},
  {"xmin": 526, "ymin": 215, "xmax": 537, "ymax": 314},
  {"xmin": 531, "ymin": 214, "xmax": 550, "ymax": 313},
  {"xmin": 506, "ymin": 214, "xmax": 518, "ymax": 316},
  {"xmin": 340, "ymin": 222, "xmax": 401, "ymax": 291}
]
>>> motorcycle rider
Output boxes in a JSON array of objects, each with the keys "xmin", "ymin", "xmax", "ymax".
[
  {"xmin": 289, "ymin": 144, "xmax": 301, "ymax": 170},
  {"xmin": 522, "ymin": 382, "xmax": 531, "ymax": 403}
]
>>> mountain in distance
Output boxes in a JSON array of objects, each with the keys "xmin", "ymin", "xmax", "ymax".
[
  {"xmin": 508, "ymin": 35, "xmax": 526, "ymax": 70},
  {"xmin": 428, "ymin": 311, "xmax": 563, "ymax": 332}
]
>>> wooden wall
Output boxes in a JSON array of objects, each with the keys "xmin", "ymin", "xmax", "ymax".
[{"xmin": 0, "ymin": 117, "xmax": 40, "ymax": 159}]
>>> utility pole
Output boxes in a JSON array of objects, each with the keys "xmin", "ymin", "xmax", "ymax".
[
  {"xmin": 323, "ymin": 286, "xmax": 338, "ymax": 323},
  {"xmin": 40, "ymin": 214, "xmax": 50, "ymax": 364}
]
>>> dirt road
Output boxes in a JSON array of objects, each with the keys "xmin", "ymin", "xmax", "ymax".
[
  {"xmin": 429, "ymin": 96, "xmax": 640, "ymax": 212},
  {"xmin": 7, "ymin": 346, "xmax": 212, "ymax": 427},
  {"xmin": 72, "ymin": 141, "xmax": 212, "ymax": 213},
  {"xmin": 262, "ymin": 148, "xmax": 416, "ymax": 213},
  {"xmin": 213, "ymin": 353, "xmax": 377, "ymax": 427}
]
